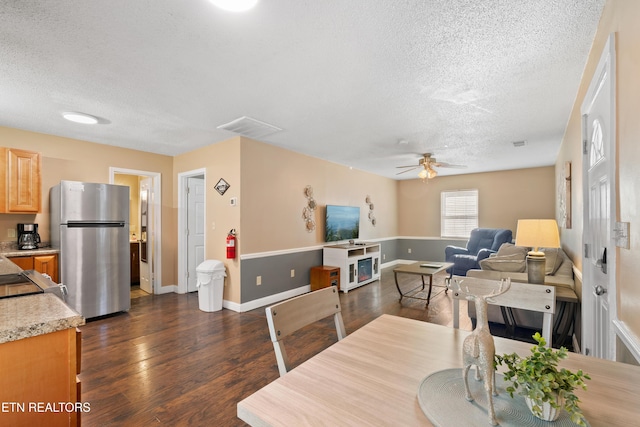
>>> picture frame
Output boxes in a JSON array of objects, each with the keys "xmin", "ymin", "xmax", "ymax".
[{"xmin": 215, "ymin": 178, "xmax": 230, "ymax": 195}]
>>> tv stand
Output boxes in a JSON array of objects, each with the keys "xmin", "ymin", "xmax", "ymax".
[{"xmin": 323, "ymin": 243, "xmax": 381, "ymax": 293}]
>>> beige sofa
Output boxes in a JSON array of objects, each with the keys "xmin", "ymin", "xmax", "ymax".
[{"xmin": 465, "ymin": 243, "xmax": 575, "ymax": 329}]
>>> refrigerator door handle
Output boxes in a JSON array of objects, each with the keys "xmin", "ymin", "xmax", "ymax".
[{"xmin": 67, "ymin": 221, "xmax": 126, "ymax": 228}]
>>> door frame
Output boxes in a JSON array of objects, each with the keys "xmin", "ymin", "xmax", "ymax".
[
  {"xmin": 178, "ymin": 168, "xmax": 207, "ymax": 294},
  {"xmin": 109, "ymin": 167, "xmax": 163, "ymax": 294},
  {"xmin": 580, "ymin": 33, "xmax": 617, "ymax": 359}
]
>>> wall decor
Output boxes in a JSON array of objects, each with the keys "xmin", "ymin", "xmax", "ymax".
[
  {"xmin": 303, "ymin": 185, "xmax": 316, "ymax": 232},
  {"xmin": 365, "ymin": 195, "xmax": 376, "ymax": 226},
  {"xmin": 215, "ymin": 178, "xmax": 230, "ymax": 195},
  {"xmin": 557, "ymin": 161, "xmax": 571, "ymax": 229}
]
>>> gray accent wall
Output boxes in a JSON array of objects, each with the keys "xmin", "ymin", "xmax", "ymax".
[
  {"xmin": 396, "ymin": 238, "xmax": 466, "ymax": 262},
  {"xmin": 239, "ymin": 237, "xmax": 470, "ymax": 304},
  {"xmin": 241, "ymin": 249, "xmax": 322, "ymax": 302}
]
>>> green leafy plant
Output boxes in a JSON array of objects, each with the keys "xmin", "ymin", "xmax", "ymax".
[{"xmin": 494, "ymin": 332, "xmax": 591, "ymax": 426}]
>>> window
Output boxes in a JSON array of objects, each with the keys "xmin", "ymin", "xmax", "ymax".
[{"xmin": 441, "ymin": 189, "xmax": 478, "ymax": 238}]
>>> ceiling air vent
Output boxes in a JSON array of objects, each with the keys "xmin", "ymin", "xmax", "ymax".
[
  {"xmin": 512, "ymin": 140, "xmax": 527, "ymax": 147},
  {"xmin": 217, "ymin": 116, "xmax": 282, "ymax": 139}
]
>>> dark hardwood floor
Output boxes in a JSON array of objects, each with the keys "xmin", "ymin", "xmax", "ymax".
[{"xmin": 79, "ymin": 267, "xmax": 471, "ymax": 426}]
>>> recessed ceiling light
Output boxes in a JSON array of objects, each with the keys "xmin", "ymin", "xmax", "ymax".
[
  {"xmin": 210, "ymin": 0, "xmax": 258, "ymax": 12},
  {"xmin": 62, "ymin": 112, "xmax": 99, "ymax": 125}
]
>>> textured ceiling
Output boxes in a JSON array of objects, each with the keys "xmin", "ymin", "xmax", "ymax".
[{"xmin": 0, "ymin": 0, "xmax": 605, "ymax": 179}]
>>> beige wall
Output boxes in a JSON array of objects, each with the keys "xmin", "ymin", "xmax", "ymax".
[
  {"xmin": 173, "ymin": 137, "xmax": 242, "ymax": 302},
  {"xmin": 240, "ymin": 138, "xmax": 398, "ymax": 253},
  {"xmin": 398, "ymin": 167, "xmax": 556, "ymax": 237},
  {"xmin": 557, "ymin": 0, "xmax": 640, "ymax": 339},
  {"xmin": 114, "ymin": 174, "xmax": 141, "ymax": 240},
  {"xmin": 0, "ymin": 126, "xmax": 177, "ymax": 287}
]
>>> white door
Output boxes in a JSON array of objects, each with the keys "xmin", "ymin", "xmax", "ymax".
[
  {"xmin": 139, "ymin": 177, "xmax": 153, "ymax": 294},
  {"xmin": 187, "ymin": 177, "xmax": 205, "ymax": 292},
  {"xmin": 581, "ymin": 34, "xmax": 616, "ymax": 360}
]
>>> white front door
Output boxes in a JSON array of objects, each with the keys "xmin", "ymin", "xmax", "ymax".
[
  {"xmin": 581, "ymin": 34, "xmax": 617, "ymax": 360},
  {"xmin": 139, "ymin": 177, "xmax": 153, "ymax": 294},
  {"xmin": 187, "ymin": 177, "xmax": 205, "ymax": 292}
]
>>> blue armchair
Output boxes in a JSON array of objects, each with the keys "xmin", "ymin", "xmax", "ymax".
[{"xmin": 445, "ymin": 228, "xmax": 513, "ymax": 276}]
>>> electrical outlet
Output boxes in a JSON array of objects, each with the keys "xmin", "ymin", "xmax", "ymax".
[
  {"xmin": 256, "ymin": 276, "xmax": 262, "ymax": 286},
  {"xmin": 7, "ymin": 229, "xmax": 16, "ymax": 238},
  {"xmin": 408, "ymin": 248, "xmax": 412, "ymax": 254},
  {"xmin": 290, "ymin": 269, "xmax": 295, "ymax": 278},
  {"xmin": 383, "ymin": 254, "xmax": 386, "ymax": 260}
]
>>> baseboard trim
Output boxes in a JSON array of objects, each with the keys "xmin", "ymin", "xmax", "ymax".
[
  {"xmin": 156, "ymin": 284, "xmax": 178, "ymax": 294},
  {"xmin": 613, "ymin": 319, "xmax": 640, "ymax": 364},
  {"xmin": 223, "ymin": 285, "xmax": 312, "ymax": 313}
]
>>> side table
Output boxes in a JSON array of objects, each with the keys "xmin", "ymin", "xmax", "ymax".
[{"xmin": 310, "ymin": 266, "xmax": 340, "ymax": 291}]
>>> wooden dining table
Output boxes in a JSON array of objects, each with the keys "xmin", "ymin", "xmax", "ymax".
[{"xmin": 237, "ymin": 314, "xmax": 640, "ymax": 426}]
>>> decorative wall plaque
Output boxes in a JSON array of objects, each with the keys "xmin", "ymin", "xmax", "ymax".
[{"xmin": 215, "ymin": 178, "xmax": 230, "ymax": 195}]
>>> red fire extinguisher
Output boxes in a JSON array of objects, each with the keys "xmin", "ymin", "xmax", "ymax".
[{"xmin": 226, "ymin": 229, "xmax": 237, "ymax": 259}]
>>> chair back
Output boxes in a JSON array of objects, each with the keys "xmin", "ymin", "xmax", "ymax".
[
  {"xmin": 466, "ymin": 228, "xmax": 513, "ymax": 255},
  {"xmin": 266, "ymin": 287, "xmax": 346, "ymax": 376},
  {"xmin": 450, "ymin": 276, "xmax": 555, "ymax": 347}
]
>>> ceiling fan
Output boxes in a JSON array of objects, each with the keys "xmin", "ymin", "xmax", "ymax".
[{"xmin": 396, "ymin": 153, "xmax": 466, "ymax": 180}]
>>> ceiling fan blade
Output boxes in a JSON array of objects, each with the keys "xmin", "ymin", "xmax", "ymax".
[
  {"xmin": 396, "ymin": 164, "xmax": 419, "ymax": 168},
  {"xmin": 436, "ymin": 162, "xmax": 467, "ymax": 169},
  {"xmin": 396, "ymin": 167, "xmax": 419, "ymax": 175}
]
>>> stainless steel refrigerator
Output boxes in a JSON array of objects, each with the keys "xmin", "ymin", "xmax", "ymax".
[{"xmin": 50, "ymin": 180, "xmax": 130, "ymax": 318}]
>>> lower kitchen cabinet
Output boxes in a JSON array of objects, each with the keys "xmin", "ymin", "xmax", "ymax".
[
  {"xmin": 130, "ymin": 242, "xmax": 140, "ymax": 284},
  {"xmin": 9, "ymin": 253, "xmax": 59, "ymax": 283},
  {"xmin": 0, "ymin": 327, "xmax": 81, "ymax": 426}
]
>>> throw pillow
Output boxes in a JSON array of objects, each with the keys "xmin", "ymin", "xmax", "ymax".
[
  {"xmin": 541, "ymin": 247, "xmax": 564, "ymax": 275},
  {"xmin": 496, "ymin": 243, "xmax": 529, "ymax": 259},
  {"xmin": 479, "ymin": 253, "xmax": 526, "ymax": 272}
]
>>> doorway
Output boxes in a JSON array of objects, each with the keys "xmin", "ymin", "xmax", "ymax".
[
  {"xmin": 110, "ymin": 168, "xmax": 162, "ymax": 295},
  {"xmin": 581, "ymin": 33, "xmax": 617, "ymax": 360},
  {"xmin": 178, "ymin": 169, "xmax": 207, "ymax": 294}
]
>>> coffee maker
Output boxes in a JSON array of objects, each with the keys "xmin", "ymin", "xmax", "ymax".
[{"xmin": 17, "ymin": 223, "xmax": 41, "ymax": 250}]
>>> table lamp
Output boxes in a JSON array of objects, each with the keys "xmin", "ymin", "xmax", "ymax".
[{"xmin": 515, "ymin": 219, "xmax": 560, "ymax": 284}]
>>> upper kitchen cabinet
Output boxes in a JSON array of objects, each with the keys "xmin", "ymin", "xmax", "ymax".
[{"xmin": 0, "ymin": 147, "xmax": 42, "ymax": 213}]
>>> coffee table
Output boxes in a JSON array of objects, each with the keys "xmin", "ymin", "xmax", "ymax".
[{"xmin": 393, "ymin": 261, "xmax": 454, "ymax": 307}]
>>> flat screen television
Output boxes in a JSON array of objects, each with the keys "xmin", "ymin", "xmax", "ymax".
[{"xmin": 325, "ymin": 205, "xmax": 360, "ymax": 242}]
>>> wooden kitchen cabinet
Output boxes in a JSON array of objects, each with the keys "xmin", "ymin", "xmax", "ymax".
[
  {"xmin": 130, "ymin": 242, "xmax": 140, "ymax": 284},
  {"xmin": 0, "ymin": 327, "xmax": 81, "ymax": 426},
  {"xmin": 0, "ymin": 147, "xmax": 42, "ymax": 213},
  {"xmin": 9, "ymin": 254, "xmax": 59, "ymax": 283}
]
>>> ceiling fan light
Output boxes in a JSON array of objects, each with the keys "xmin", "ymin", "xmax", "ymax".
[
  {"xmin": 427, "ymin": 167, "xmax": 438, "ymax": 179},
  {"xmin": 210, "ymin": 0, "xmax": 259, "ymax": 12},
  {"xmin": 418, "ymin": 169, "xmax": 428, "ymax": 180}
]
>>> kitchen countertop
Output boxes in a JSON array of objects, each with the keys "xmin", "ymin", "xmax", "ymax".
[
  {"xmin": 0, "ymin": 255, "xmax": 84, "ymax": 344},
  {"xmin": 0, "ymin": 293, "xmax": 84, "ymax": 344},
  {"xmin": 0, "ymin": 255, "xmax": 24, "ymax": 275},
  {"xmin": 1, "ymin": 247, "xmax": 60, "ymax": 257}
]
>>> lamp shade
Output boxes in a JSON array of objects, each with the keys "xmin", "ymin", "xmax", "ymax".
[{"xmin": 515, "ymin": 219, "xmax": 560, "ymax": 254}]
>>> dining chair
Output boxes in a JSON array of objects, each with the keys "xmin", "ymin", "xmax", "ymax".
[
  {"xmin": 449, "ymin": 276, "xmax": 556, "ymax": 347},
  {"xmin": 266, "ymin": 286, "xmax": 346, "ymax": 376}
]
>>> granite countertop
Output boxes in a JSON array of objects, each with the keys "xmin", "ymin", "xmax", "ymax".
[
  {"xmin": 0, "ymin": 255, "xmax": 85, "ymax": 344},
  {"xmin": 0, "ymin": 255, "xmax": 24, "ymax": 275},
  {"xmin": 0, "ymin": 293, "xmax": 85, "ymax": 344},
  {"xmin": 1, "ymin": 247, "xmax": 60, "ymax": 257}
]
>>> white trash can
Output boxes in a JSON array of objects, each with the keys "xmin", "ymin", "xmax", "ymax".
[{"xmin": 196, "ymin": 260, "xmax": 227, "ymax": 312}]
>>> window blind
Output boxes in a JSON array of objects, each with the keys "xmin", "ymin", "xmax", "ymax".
[{"xmin": 441, "ymin": 189, "xmax": 478, "ymax": 238}]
